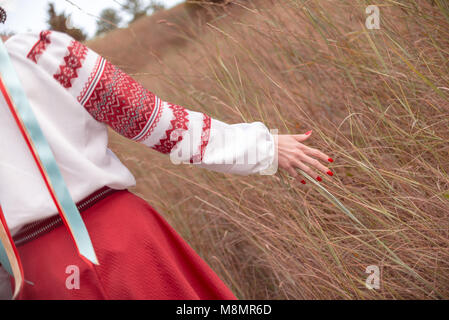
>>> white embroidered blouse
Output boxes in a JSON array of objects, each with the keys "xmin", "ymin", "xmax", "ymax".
[
  {"xmin": 0, "ymin": 30, "xmax": 275, "ymax": 296},
  {"xmin": 1, "ymin": 29, "xmax": 275, "ymax": 234},
  {"xmin": 0, "ymin": 30, "xmax": 275, "ymax": 294}
]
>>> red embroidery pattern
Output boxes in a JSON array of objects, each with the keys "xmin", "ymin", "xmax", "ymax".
[
  {"xmin": 53, "ymin": 40, "xmax": 87, "ymax": 89},
  {"xmin": 77, "ymin": 56, "xmax": 105, "ymax": 104},
  {"xmin": 27, "ymin": 30, "xmax": 52, "ymax": 63},
  {"xmin": 135, "ymin": 97, "xmax": 163, "ymax": 143},
  {"xmin": 82, "ymin": 61, "xmax": 157, "ymax": 140},
  {"xmin": 190, "ymin": 114, "xmax": 211, "ymax": 163},
  {"xmin": 151, "ymin": 104, "xmax": 189, "ymax": 154}
]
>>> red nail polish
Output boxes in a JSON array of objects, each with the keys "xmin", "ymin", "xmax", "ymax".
[
  {"xmin": 328, "ymin": 158, "xmax": 334, "ymax": 163},
  {"xmin": 305, "ymin": 130, "xmax": 312, "ymax": 135},
  {"xmin": 317, "ymin": 176, "xmax": 322, "ymax": 181},
  {"xmin": 301, "ymin": 180, "xmax": 306, "ymax": 184},
  {"xmin": 327, "ymin": 170, "xmax": 333, "ymax": 176}
]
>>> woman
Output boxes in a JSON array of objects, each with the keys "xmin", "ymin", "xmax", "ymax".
[{"xmin": 0, "ymin": 24, "xmax": 334, "ymax": 299}]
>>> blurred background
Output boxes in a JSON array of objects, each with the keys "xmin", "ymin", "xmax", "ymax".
[
  {"xmin": 0, "ymin": 0, "xmax": 184, "ymax": 38},
  {"xmin": 1, "ymin": 0, "xmax": 448, "ymax": 300}
]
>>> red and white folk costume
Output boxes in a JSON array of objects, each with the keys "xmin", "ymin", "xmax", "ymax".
[{"xmin": 0, "ymin": 31, "xmax": 275, "ymax": 299}]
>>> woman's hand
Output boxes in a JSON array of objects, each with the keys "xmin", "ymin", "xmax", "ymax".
[{"xmin": 276, "ymin": 131, "xmax": 334, "ymax": 184}]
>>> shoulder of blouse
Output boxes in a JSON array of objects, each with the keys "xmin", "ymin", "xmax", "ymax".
[{"xmin": 4, "ymin": 30, "xmax": 75, "ymax": 63}]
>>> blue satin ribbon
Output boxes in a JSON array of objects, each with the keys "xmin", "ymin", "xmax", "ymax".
[
  {"xmin": 0, "ymin": 249, "xmax": 10, "ymax": 275},
  {"xmin": 0, "ymin": 39, "xmax": 98, "ymax": 274},
  {"xmin": 0, "ymin": 219, "xmax": 13, "ymax": 275}
]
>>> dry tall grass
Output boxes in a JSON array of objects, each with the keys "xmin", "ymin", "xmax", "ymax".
[{"xmin": 92, "ymin": 0, "xmax": 449, "ymax": 299}]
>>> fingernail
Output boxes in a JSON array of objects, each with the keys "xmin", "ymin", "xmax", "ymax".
[
  {"xmin": 305, "ymin": 130, "xmax": 312, "ymax": 135},
  {"xmin": 316, "ymin": 176, "xmax": 322, "ymax": 181},
  {"xmin": 301, "ymin": 180, "xmax": 306, "ymax": 184},
  {"xmin": 327, "ymin": 170, "xmax": 333, "ymax": 176},
  {"xmin": 328, "ymin": 158, "xmax": 334, "ymax": 163}
]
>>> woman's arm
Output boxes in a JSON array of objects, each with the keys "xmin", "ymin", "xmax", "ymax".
[
  {"xmin": 16, "ymin": 30, "xmax": 275, "ymax": 175},
  {"xmin": 11, "ymin": 30, "xmax": 334, "ymax": 179}
]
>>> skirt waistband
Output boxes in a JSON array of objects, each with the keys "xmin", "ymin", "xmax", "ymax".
[{"xmin": 13, "ymin": 186, "xmax": 119, "ymax": 247}]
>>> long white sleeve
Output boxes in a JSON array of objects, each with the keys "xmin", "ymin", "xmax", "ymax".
[
  {"xmin": 180, "ymin": 118, "xmax": 276, "ymax": 175},
  {"xmin": 25, "ymin": 30, "xmax": 275, "ymax": 175}
]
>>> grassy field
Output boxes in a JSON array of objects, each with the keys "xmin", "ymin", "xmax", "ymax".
[{"xmin": 89, "ymin": 0, "xmax": 449, "ymax": 299}]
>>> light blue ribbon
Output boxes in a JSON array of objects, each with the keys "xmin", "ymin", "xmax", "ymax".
[
  {"xmin": 0, "ymin": 220, "xmax": 13, "ymax": 275},
  {"xmin": 0, "ymin": 39, "xmax": 98, "ymax": 274}
]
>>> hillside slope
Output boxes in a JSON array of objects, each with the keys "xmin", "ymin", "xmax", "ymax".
[
  {"xmin": 88, "ymin": 2, "xmax": 241, "ymax": 72},
  {"xmin": 87, "ymin": 3, "xmax": 191, "ymax": 71}
]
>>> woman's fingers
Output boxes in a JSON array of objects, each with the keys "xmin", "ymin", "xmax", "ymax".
[
  {"xmin": 293, "ymin": 132, "xmax": 334, "ymax": 163},
  {"xmin": 293, "ymin": 130, "xmax": 312, "ymax": 142},
  {"xmin": 286, "ymin": 165, "xmax": 307, "ymax": 184},
  {"xmin": 292, "ymin": 160, "xmax": 321, "ymax": 181},
  {"xmin": 276, "ymin": 133, "xmax": 335, "ymax": 184},
  {"xmin": 298, "ymin": 153, "xmax": 332, "ymax": 176},
  {"xmin": 303, "ymin": 145, "xmax": 332, "ymax": 164}
]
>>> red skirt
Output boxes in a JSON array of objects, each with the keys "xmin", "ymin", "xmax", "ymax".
[{"xmin": 13, "ymin": 188, "xmax": 236, "ymax": 300}]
